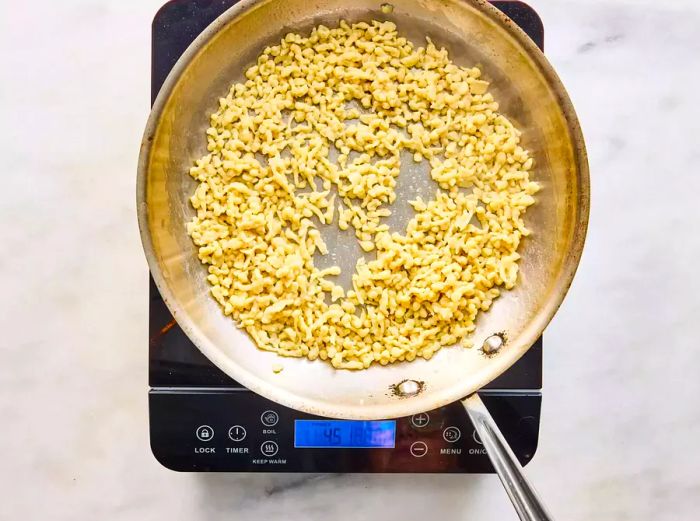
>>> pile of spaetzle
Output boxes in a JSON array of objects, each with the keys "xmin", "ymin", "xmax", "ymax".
[{"xmin": 186, "ymin": 20, "xmax": 538, "ymax": 369}]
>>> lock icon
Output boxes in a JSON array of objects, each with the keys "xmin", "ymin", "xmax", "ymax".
[{"xmin": 196, "ymin": 425, "xmax": 214, "ymax": 441}]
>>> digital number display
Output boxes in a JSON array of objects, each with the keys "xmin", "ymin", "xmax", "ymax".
[{"xmin": 294, "ymin": 420, "xmax": 396, "ymax": 448}]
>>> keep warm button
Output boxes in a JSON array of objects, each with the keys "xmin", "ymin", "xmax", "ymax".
[{"xmin": 260, "ymin": 440, "xmax": 279, "ymax": 457}]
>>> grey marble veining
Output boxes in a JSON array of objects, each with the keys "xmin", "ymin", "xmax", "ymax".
[{"xmin": 1, "ymin": 1, "xmax": 699, "ymax": 520}]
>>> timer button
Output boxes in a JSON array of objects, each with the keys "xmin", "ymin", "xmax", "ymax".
[
  {"xmin": 228, "ymin": 425, "xmax": 247, "ymax": 442},
  {"xmin": 196, "ymin": 425, "xmax": 214, "ymax": 442},
  {"xmin": 411, "ymin": 412, "xmax": 430, "ymax": 428},
  {"xmin": 260, "ymin": 440, "xmax": 279, "ymax": 457},
  {"xmin": 410, "ymin": 441, "xmax": 428, "ymax": 457},
  {"xmin": 261, "ymin": 410, "xmax": 279, "ymax": 427}
]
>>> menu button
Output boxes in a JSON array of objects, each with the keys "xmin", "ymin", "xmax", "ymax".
[{"xmin": 443, "ymin": 426, "xmax": 461, "ymax": 443}]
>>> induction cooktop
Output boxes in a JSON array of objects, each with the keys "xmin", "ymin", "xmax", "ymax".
[{"xmin": 148, "ymin": 0, "xmax": 545, "ymax": 473}]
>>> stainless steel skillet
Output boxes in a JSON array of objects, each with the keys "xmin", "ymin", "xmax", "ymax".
[{"xmin": 137, "ymin": 0, "xmax": 589, "ymax": 518}]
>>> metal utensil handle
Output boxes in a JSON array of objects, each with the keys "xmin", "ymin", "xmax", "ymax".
[{"xmin": 462, "ymin": 394, "xmax": 553, "ymax": 521}]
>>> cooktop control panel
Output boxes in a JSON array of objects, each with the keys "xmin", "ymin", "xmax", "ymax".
[{"xmin": 150, "ymin": 390, "xmax": 540, "ymax": 472}]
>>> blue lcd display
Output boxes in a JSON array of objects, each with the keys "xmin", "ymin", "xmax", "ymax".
[{"xmin": 294, "ymin": 420, "xmax": 396, "ymax": 448}]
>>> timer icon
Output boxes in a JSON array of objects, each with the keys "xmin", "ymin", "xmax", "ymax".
[{"xmin": 228, "ymin": 425, "xmax": 247, "ymax": 442}]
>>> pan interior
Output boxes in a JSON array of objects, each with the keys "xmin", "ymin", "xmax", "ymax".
[{"xmin": 139, "ymin": 0, "xmax": 588, "ymax": 419}]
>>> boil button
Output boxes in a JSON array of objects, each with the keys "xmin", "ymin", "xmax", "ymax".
[{"xmin": 261, "ymin": 410, "xmax": 279, "ymax": 427}]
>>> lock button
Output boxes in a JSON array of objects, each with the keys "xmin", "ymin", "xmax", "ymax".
[{"xmin": 196, "ymin": 425, "xmax": 214, "ymax": 442}]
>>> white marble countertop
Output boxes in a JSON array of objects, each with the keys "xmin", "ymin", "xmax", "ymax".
[{"xmin": 2, "ymin": 0, "xmax": 700, "ymax": 519}]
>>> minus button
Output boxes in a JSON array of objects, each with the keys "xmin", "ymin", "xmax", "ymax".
[{"xmin": 410, "ymin": 441, "xmax": 428, "ymax": 457}]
